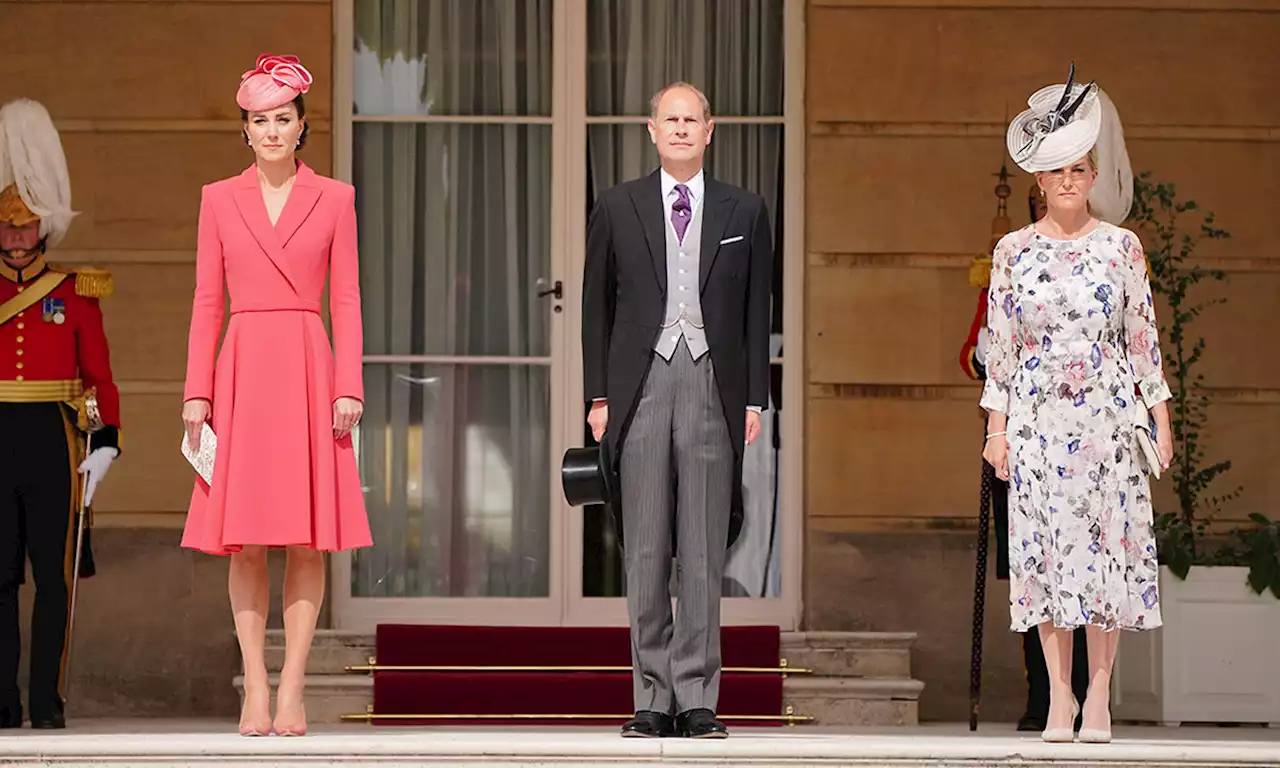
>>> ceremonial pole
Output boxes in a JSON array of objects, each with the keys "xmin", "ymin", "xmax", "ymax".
[{"xmin": 965, "ymin": 162, "xmax": 1014, "ymax": 731}]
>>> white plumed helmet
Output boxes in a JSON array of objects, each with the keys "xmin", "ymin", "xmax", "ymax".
[{"xmin": 0, "ymin": 98, "xmax": 77, "ymax": 246}]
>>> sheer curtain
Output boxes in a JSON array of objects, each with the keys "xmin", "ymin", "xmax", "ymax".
[
  {"xmin": 350, "ymin": 0, "xmax": 553, "ymax": 598},
  {"xmin": 583, "ymin": 0, "xmax": 786, "ymax": 598},
  {"xmin": 586, "ymin": 0, "xmax": 783, "ymax": 116}
]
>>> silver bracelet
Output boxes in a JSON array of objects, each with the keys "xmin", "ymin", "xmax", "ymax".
[{"xmin": 985, "ymin": 431, "xmax": 1007, "ymax": 441}]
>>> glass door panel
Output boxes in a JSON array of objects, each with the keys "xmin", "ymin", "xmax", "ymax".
[
  {"xmin": 335, "ymin": 0, "xmax": 564, "ymax": 628},
  {"xmin": 354, "ymin": 362, "xmax": 550, "ymax": 598}
]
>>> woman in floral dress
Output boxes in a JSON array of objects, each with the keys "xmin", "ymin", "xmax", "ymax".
[{"xmin": 981, "ymin": 67, "xmax": 1174, "ymax": 744}]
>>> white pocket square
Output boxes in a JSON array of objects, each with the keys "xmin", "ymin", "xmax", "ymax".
[{"xmin": 719, "ymin": 235, "xmax": 744, "ymax": 245}]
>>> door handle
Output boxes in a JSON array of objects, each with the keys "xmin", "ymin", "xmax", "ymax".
[{"xmin": 537, "ymin": 280, "xmax": 563, "ymax": 300}]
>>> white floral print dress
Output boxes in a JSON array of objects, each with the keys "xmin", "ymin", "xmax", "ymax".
[{"xmin": 981, "ymin": 222, "xmax": 1171, "ymax": 632}]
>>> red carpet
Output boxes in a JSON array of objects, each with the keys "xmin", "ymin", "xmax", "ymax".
[{"xmin": 369, "ymin": 625, "xmax": 786, "ymax": 727}]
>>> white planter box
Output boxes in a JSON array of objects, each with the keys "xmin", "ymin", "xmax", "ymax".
[{"xmin": 1112, "ymin": 565, "xmax": 1280, "ymax": 726}]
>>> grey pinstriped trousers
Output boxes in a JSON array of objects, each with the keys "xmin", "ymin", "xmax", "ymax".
[{"xmin": 620, "ymin": 337, "xmax": 733, "ymax": 715}]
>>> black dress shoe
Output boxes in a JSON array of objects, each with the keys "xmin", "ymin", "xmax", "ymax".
[
  {"xmin": 677, "ymin": 708, "xmax": 728, "ymax": 739},
  {"xmin": 1017, "ymin": 712, "xmax": 1046, "ymax": 732},
  {"xmin": 29, "ymin": 695, "xmax": 65, "ymax": 729},
  {"xmin": 621, "ymin": 710, "xmax": 675, "ymax": 738},
  {"xmin": 29, "ymin": 711, "xmax": 65, "ymax": 729},
  {"xmin": 0, "ymin": 702, "xmax": 22, "ymax": 729}
]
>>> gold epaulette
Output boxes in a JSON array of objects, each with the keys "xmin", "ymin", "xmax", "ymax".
[
  {"xmin": 49, "ymin": 265, "xmax": 114, "ymax": 298},
  {"xmin": 968, "ymin": 255, "xmax": 992, "ymax": 289}
]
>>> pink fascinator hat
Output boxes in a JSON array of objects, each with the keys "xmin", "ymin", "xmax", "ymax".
[{"xmin": 236, "ymin": 54, "xmax": 313, "ymax": 112}]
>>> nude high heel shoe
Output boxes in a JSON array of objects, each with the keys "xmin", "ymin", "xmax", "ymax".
[
  {"xmin": 1041, "ymin": 699, "xmax": 1079, "ymax": 743},
  {"xmin": 1078, "ymin": 698, "xmax": 1112, "ymax": 743},
  {"xmin": 238, "ymin": 687, "xmax": 272, "ymax": 737},
  {"xmin": 272, "ymin": 685, "xmax": 308, "ymax": 737}
]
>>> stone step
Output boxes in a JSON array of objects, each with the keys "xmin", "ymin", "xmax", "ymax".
[
  {"xmin": 783, "ymin": 677, "xmax": 923, "ymax": 727},
  {"xmin": 261, "ymin": 630, "xmax": 916, "ymax": 679},
  {"xmin": 233, "ymin": 673, "xmax": 923, "ymax": 728},
  {"xmin": 248, "ymin": 630, "xmax": 924, "ymax": 728},
  {"xmin": 781, "ymin": 631, "xmax": 915, "ymax": 679},
  {"xmin": 5, "ymin": 726, "xmax": 1277, "ymax": 768},
  {"xmin": 262, "ymin": 630, "xmax": 374, "ymax": 674}
]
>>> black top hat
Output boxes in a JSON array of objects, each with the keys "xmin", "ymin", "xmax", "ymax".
[{"xmin": 560, "ymin": 439, "xmax": 617, "ymax": 509}]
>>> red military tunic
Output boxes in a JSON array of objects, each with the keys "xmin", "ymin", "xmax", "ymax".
[
  {"xmin": 0, "ymin": 254, "xmax": 120, "ymax": 447},
  {"xmin": 959, "ymin": 286, "xmax": 989, "ymax": 381}
]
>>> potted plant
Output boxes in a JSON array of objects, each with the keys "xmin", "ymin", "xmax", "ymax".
[{"xmin": 1111, "ymin": 173, "xmax": 1280, "ymax": 726}]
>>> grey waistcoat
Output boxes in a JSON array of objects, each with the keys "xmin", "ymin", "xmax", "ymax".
[{"xmin": 653, "ymin": 202, "xmax": 707, "ymax": 361}]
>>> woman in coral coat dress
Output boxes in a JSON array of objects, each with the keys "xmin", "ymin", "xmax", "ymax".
[{"xmin": 180, "ymin": 54, "xmax": 372, "ymax": 736}]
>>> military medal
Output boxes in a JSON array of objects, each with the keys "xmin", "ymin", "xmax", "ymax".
[{"xmin": 42, "ymin": 297, "xmax": 66, "ymax": 324}]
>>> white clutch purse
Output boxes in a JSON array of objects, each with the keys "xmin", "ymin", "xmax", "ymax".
[
  {"xmin": 181, "ymin": 423, "xmax": 217, "ymax": 485},
  {"xmin": 1134, "ymin": 410, "xmax": 1161, "ymax": 480}
]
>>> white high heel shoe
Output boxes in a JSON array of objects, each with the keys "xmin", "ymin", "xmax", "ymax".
[
  {"xmin": 1078, "ymin": 699, "xmax": 1112, "ymax": 744},
  {"xmin": 1041, "ymin": 699, "xmax": 1079, "ymax": 743}
]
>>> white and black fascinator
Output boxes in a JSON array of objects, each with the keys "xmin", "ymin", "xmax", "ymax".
[{"xmin": 1007, "ymin": 63, "xmax": 1133, "ymax": 224}]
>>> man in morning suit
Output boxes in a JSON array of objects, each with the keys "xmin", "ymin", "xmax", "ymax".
[{"xmin": 581, "ymin": 82, "xmax": 773, "ymax": 739}]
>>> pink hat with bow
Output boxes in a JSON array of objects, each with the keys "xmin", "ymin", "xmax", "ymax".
[{"xmin": 236, "ymin": 54, "xmax": 313, "ymax": 112}]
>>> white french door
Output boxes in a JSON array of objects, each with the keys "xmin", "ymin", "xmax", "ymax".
[{"xmin": 331, "ymin": 0, "xmax": 804, "ymax": 632}]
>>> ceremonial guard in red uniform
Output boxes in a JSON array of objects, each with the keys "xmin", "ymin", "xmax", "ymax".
[{"xmin": 0, "ymin": 99, "xmax": 120, "ymax": 729}]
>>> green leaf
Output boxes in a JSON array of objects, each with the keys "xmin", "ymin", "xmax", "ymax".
[
  {"xmin": 1248, "ymin": 512, "xmax": 1270, "ymax": 526},
  {"xmin": 1249, "ymin": 550, "xmax": 1276, "ymax": 595},
  {"xmin": 1169, "ymin": 547, "xmax": 1194, "ymax": 580}
]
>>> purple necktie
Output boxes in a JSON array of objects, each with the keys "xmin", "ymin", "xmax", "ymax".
[{"xmin": 671, "ymin": 184, "xmax": 692, "ymax": 245}]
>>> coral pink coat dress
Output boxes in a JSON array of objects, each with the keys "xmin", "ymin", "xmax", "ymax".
[{"xmin": 181, "ymin": 162, "xmax": 372, "ymax": 555}]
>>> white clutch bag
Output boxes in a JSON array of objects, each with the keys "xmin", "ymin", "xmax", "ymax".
[
  {"xmin": 181, "ymin": 423, "xmax": 217, "ymax": 485},
  {"xmin": 1134, "ymin": 410, "xmax": 1161, "ymax": 480}
]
